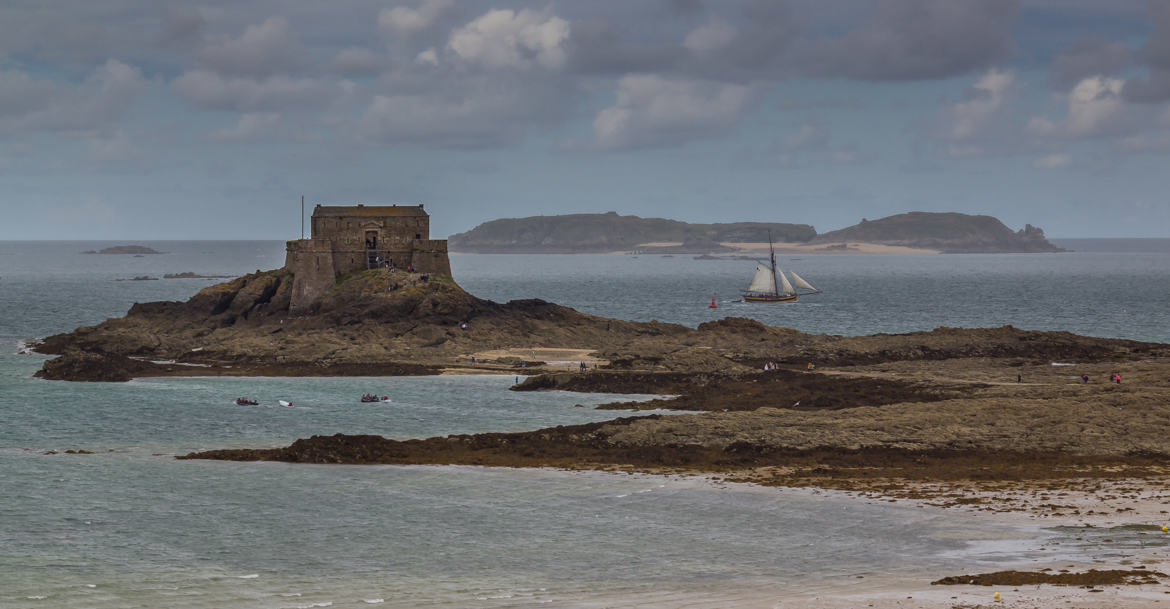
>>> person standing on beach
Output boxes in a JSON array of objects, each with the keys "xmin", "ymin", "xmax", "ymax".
[
  {"xmin": 1082, "ymin": 374, "xmax": 1089, "ymax": 384},
  {"xmin": 1017, "ymin": 374, "xmax": 1021, "ymax": 383}
]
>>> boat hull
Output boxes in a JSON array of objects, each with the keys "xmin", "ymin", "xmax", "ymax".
[{"xmin": 743, "ymin": 292, "xmax": 798, "ymax": 303}]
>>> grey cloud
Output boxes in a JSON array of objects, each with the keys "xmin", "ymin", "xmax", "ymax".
[
  {"xmin": 1049, "ymin": 35, "xmax": 1130, "ymax": 90},
  {"xmin": 564, "ymin": 19, "xmax": 681, "ymax": 75},
  {"xmin": 196, "ymin": 16, "xmax": 305, "ymax": 77},
  {"xmin": 1122, "ymin": 69, "xmax": 1170, "ymax": 103},
  {"xmin": 329, "ymin": 47, "xmax": 385, "ymax": 76},
  {"xmin": 566, "ymin": 1, "xmax": 801, "ymax": 82},
  {"xmin": 357, "ymin": 72, "xmax": 579, "ymax": 148},
  {"xmin": 159, "ymin": 6, "xmax": 204, "ymax": 50},
  {"xmin": 1138, "ymin": 3, "xmax": 1170, "ymax": 69},
  {"xmin": 1123, "ymin": 4, "xmax": 1170, "ymax": 102},
  {"xmin": 797, "ymin": 0, "xmax": 1018, "ymax": 81},
  {"xmin": 171, "ymin": 70, "xmax": 340, "ymax": 112},
  {"xmin": 0, "ymin": 70, "xmax": 58, "ymax": 121},
  {"xmin": 664, "ymin": 0, "xmax": 705, "ymax": 17},
  {"xmin": 0, "ymin": 60, "xmax": 146, "ymax": 136}
]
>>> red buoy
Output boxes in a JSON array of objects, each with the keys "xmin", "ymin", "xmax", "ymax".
[{"xmin": 709, "ymin": 292, "xmax": 718, "ymax": 308}]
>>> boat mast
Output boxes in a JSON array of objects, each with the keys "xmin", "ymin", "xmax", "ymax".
[{"xmin": 768, "ymin": 230, "xmax": 778, "ymax": 295}]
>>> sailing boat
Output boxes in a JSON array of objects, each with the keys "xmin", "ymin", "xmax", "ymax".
[{"xmin": 742, "ymin": 232, "xmax": 821, "ymax": 303}]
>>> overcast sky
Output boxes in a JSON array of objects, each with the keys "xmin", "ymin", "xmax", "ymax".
[{"xmin": 1, "ymin": 0, "xmax": 1168, "ymax": 239}]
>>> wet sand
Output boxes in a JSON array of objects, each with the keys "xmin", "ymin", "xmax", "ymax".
[{"xmin": 721, "ymin": 241, "xmax": 943, "ymax": 254}]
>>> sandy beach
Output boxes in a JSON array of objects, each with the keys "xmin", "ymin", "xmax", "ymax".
[
  {"xmin": 630, "ymin": 241, "xmax": 943, "ymax": 254},
  {"xmin": 723, "ymin": 241, "xmax": 943, "ymax": 254}
]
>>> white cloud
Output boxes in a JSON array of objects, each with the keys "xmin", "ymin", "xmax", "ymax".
[
  {"xmin": 1032, "ymin": 152, "xmax": 1071, "ymax": 168},
  {"xmin": 448, "ymin": 9, "xmax": 569, "ymax": 70},
  {"xmin": 1028, "ymin": 76, "xmax": 1129, "ymax": 139},
  {"xmin": 415, "ymin": 48, "xmax": 439, "ymax": 66},
  {"xmin": 684, "ymin": 22, "xmax": 737, "ymax": 54},
  {"xmin": 378, "ymin": 0, "xmax": 452, "ymax": 38},
  {"xmin": 171, "ymin": 70, "xmax": 338, "ymax": 111},
  {"xmin": 787, "ymin": 123, "xmax": 826, "ymax": 150},
  {"xmin": 1066, "ymin": 76, "xmax": 1124, "ymax": 136},
  {"xmin": 197, "ymin": 16, "xmax": 304, "ymax": 77},
  {"xmin": 592, "ymin": 75, "xmax": 753, "ymax": 149},
  {"xmin": 949, "ymin": 69, "xmax": 1014, "ymax": 140},
  {"xmin": 209, "ymin": 112, "xmax": 281, "ymax": 141}
]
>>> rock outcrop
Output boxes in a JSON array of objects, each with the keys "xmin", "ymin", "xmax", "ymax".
[{"xmin": 34, "ymin": 258, "xmax": 1166, "ymax": 384}]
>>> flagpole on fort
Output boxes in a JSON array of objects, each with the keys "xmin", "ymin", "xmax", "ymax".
[{"xmin": 300, "ymin": 195, "xmax": 304, "ymax": 239}]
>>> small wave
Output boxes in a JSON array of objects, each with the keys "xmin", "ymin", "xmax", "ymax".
[
  {"xmin": 27, "ymin": 595, "xmax": 46, "ymax": 600},
  {"xmin": 362, "ymin": 600, "xmax": 385, "ymax": 605},
  {"xmin": 237, "ymin": 573, "xmax": 259, "ymax": 579},
  {"xmin": 292, "ymin": 603, "xmax": 332, "ymax": 608},
  {"xmin": 1051, "ymin": 362, "xmax": 1075, "ymax": 366}
]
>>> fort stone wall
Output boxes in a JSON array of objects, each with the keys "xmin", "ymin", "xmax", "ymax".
[
  {"xmin": 285, "ymin": 238, "xmax": 336, "ymax": 314},
  {"xmin": 410, "ymin": 239, "xmax": 451, "ymax": 275},
  {"xmin": 284, "ymin": 203, "xmax": 451, "ymax": 312}
]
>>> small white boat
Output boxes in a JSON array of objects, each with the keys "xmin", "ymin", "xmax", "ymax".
[{"xmin": 278, "ymin": 400, "xmax": 292, "ymax": 407}]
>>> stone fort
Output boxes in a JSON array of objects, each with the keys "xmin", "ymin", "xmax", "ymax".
[{"xmin": 285, "ymin": 203, "xmax": 451, "ymax": 312}]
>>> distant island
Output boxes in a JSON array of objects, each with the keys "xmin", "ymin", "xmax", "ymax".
[
  {"xmin": 447, "ymin": 211, "xmax": 815, "ymax": 253},
  {"xmin": 449, "ymin": 211, "xmax": 1064, "ymax": 254},
  {"xmin": 813, "ymin": 212, "xmax": 1065, "ymax": 254},
  {"xmin": 82, "ymin": 245, "xmax": 163, "ymax": 255}
]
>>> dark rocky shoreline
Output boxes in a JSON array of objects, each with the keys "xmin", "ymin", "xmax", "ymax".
[{"xmin": 33, "ymin": 263, "xmax": 1170, "ymax": 513}]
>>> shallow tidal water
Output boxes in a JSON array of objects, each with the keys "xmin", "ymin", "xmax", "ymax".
[{"xmin": 2, "ymin": 239, "xmax": 1169, "ymax": 607}]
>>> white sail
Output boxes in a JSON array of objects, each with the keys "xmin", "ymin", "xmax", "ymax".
[
  {"xmin": 777, "ymin": 268, "xmax": 796, "ymax": 295},
  {"xmin": 746, "ymin": 263, "xmax": 777, "ymax": 294},
  {"xmin": 789, "ymin": 271, "xmax": 819, "ymax": 293}
]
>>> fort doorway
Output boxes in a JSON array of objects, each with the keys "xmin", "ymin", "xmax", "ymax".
[{"xmin": 365, "ymin": 231, "xmax": 377, "ymax": 249}]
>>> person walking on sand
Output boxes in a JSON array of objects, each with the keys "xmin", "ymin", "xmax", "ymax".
[
  {"xmin": 1017, "ymin": 374, "xmax": 1021, "ymax": 383},
  {"xmin": 1115, "ymin": 373, "xmax": 1122, "ymax": 384},
  {"xmin": 1082, "ymin": 373, "xmax": 1089, "ymax": 384}
]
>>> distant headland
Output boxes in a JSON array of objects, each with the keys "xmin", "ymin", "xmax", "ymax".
[
  {"xmin": 81, "ymin": 245, "xmax": 163, "ymax": 255},
  {"xmin": 448, "ymin": 211, "xmax": 1065, "ymax": 254}
]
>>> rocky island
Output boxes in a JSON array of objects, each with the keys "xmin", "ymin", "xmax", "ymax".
[
  {"xmin": 34, "ymin": 204, "xmax": 1170, "ymax": 588},
  {"xmin": 813, "ymin": 211, "xmax": 1065, "ymax": 253},
  {"xmin": 35, "ymin": 253, "xmax": 1170, "ymax": 517},
  {"xmin": 449, "ymin": 211, "xmax": 1064, "ymax": 254}
]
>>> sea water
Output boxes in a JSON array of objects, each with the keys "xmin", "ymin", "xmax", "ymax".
[{"xmin": 2, "ymin": 240, "xmax": 1169, "ymax": 608}]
